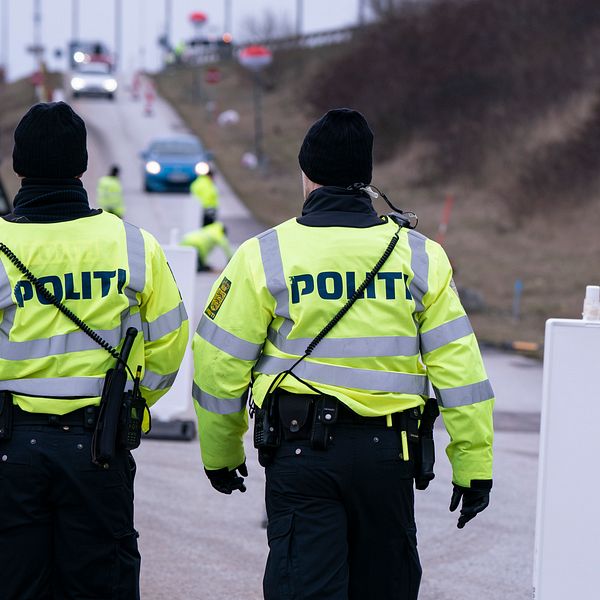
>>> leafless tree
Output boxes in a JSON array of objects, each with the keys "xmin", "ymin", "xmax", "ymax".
[{"xmin": 240, "ymin": 9, "xmax": 294, "ymax": 43}]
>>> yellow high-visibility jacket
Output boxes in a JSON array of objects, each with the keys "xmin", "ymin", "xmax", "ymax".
[
  {"xmin": 192, "ymin": 204, "xmax": 494, "ymax": 488},
  {"xmin": 190, "ymin": 175, "xmax": 219, "ymax": 210},
  {"xmin": 0, "ymin": 211, "xmax": 189, "ymax": 415},
  {"xmin": 97, "ymin": 175, "xmax": 125, "ymax": 218},
  {"xmin": 180, "ymin": 223, "xmax": 233, "ymax": 262}
]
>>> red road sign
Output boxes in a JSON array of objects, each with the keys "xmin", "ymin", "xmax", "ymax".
[
  {"xmin": 238, "ymin": 45, "xmax": 272, "ymax": 71},
  {"xmin": 30, "ymin": 71, "xmax": 44, "ymax": 85},
  {"xmin": 205, "ymin": 67, "xmax": 221, "ymax": 84},
  {"xmin": 189, "ymin": 11, "xmax": 207, "ymax": 24}
]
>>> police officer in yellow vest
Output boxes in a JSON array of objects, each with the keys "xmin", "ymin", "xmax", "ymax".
[
  {"xmin": 192, "ymin": 108, "xmax": 494, "ymax": 599},
  {"xmin": 190, "ymin": 167, "xmax": 219, "ymax": 226},
  {"xmin": 180, "ymin": 221, "xmax": 233, "ymax": 272},
  {"xmin": 0, "ymin": 102, "xmax": 189, "ymax": 599},
  {"xmin": 97, "ymin": 164, "xmax": 125, "ymax": 218}
]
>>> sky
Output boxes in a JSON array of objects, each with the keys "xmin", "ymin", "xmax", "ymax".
[{"xmin": 1, "ymin": 0, "xmax": 364, "ymax": 81}]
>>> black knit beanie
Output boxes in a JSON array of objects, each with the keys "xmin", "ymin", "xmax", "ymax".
[
  {"xmin": 298, "ymin": 108, "xmax": 373, "ymax": 187},
  {"xmin": 13, "ymin": 102, "xmax": 88, "ymax": 178}
]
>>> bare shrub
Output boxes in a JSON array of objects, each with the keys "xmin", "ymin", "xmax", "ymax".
[
  {"xmin": 306, "ymin": 0, "xmax": 600, "ymax": 178},
  {"xmin": 510, "ymin": 91, "xmax": 600, "ymax": 218}
]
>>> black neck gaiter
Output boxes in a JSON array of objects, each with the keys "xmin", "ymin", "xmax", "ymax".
[{"xmin": 7, "ymin": 178, "xmax": 100, "ymax": 223}]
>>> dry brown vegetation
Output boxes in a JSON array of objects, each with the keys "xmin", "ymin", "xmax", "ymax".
[
  {"xmin": 0, "ymin": 78, "xmax": 38, "ymax": 198},
  {"xmin": 122, "ymin": 1, "xmax": 600, "ymax": 345},
  {"xmin": 0, "ymin": 72, "xmax": 63, "ymax": 198},
  {"xmin": 3, "ymin": 2, "xmax": 598, "ymax": 348}
]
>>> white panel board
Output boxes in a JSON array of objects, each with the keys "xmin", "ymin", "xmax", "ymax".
[
  {"xmin": 150, "ymin": 244, "xmax": 196, "ymax": 421},
  {"xmin": 533, "ymin": 318, "xmax": 600, "ymax": 599}
]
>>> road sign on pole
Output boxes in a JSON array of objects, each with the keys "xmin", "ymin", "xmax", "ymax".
[{"xmin": 238, "ymin": 45, "xmax": 272, "ymax": 168}]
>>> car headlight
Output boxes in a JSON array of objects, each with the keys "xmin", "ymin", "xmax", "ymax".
[
  {"xmin": 145, "ymin": 161, "xmax": 161, "ymax": 175},
  {"xmin": 103, "ymin": 78, "xmax": 118, "ymax": 92},
  {"xmin": 73, "ymin": 51, "xmax": 86, "ymax": 63},
  {"xmin": 195, "ymin": 161, "xmax": 210, "ymax": 176},
  {"xmin": 70, "ymin": 77, "xmax": 85, "ymax": 91}
]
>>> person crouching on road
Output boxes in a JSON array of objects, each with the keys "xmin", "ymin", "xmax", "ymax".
[
  {"xmin": 180, "ymin": 221, "xmax": 233, "ymax": 272},
  {"xmin": 97, "ymin": 164, "xmax": 125, "ymax": 218},
  {"xmin": 0, "ymin": 102, "xmax": 189, "ymax": 600},
  {"xmin": 191, "ymin": 108, "xmax": 494, "ymax": 599}
]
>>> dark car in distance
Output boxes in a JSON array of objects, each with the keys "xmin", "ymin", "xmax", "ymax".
[{"xmin": 140, "ymin": 135, "xmax": 211, "ymax": 193}]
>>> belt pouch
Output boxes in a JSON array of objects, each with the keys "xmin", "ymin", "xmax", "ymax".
[
  {"xmin": 278, "ymin": 394, "xmax": 312, "ymax": 441},
  {"xmin": 0, "ymin": 391, "xmax": 13, "ymax": 440},
  {"xmin": 311, "ymin": 395, "xmax": 338, "ymax": 450}
]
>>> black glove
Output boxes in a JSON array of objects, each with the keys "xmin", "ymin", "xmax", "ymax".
[
  {"xmin": 449, "ymin": 480, "xmax": 492, "ymax": 529},
  {"xmin": 205, "ymin": 462, "xmax": 248, "ymax": 495}
]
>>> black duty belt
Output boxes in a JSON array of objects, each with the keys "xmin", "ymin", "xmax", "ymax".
[
  {"xmin": 12, "ymin": 404, "xmax": 99, "ymax": 429},
  {"xmin": 334, "ymin": 399, "xmax": 420, "ymax": 426},
  {"xmin": 279, "ymin": 393, "xmax": 419, "ymax": 427}
]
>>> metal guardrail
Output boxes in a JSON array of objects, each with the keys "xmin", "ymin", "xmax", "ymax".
[{"xmin": 187, "ymin": 25, "xmax": 361, "ymax": 65}]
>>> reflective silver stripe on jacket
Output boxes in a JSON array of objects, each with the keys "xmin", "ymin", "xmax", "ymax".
[
  {"xmin": 407, "ymin": 230, "xmax": 429, "ymax": 312},
  {"xmin": 420, "ymin": 315, "xmax": 473, "ymax": 355},
  {"xmin": 258, "ymin": 229, "xmax": 290, "ymax": 319},
  {"xmin": 0, "ymin": 258, "xmax": 14, "ymax": 337},
  {"xmin": 0, "ymin": 311, "xmax": 142, "ymax": 361},
  {"xmin": 197, "ymin": 315, "xmax": 263, "ymax": 361},
  {"xmin": 434, "ymin": 379, "xmax": 494, "ymax": 408},
  {"xmin": 255, "ymin": 355, "xmax": 428, "ymax": 395},
  {"xmin": 141, "ymin": 368, "xmax": 178, "ymax": 391},
  {"xmin": 143, "ymin": 302, "xmax": 188, "ymax": 342},
  {"xmin": 0, "ymin": 376, "xmax": 133, "ymax": 397},
  {"xmin": 0, "ymin": 258, "xmax": 11, "ymax": 309},
  {"xmin": 192, "ymin": 382, "xmax": 246, "ymax": 414},
  {"xmin": 124, "ymin": 222, "xmax": 146, "ymax": 303},
  {"xmin": 267, "ymin": 327, "xmax": 420, "ymax": 358}
]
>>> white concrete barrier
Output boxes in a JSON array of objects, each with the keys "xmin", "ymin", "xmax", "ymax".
[
  {"xmin": 152, "ymin": 240, "xmax": 196, "ymax": 423},
  {"xmin": 533, "ymin": 312, "xmax": 600, "ymax": 598}
]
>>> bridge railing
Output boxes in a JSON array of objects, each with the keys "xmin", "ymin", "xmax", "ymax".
[{"xmin": 185, "ymin": 25, "xmax": 362, "ymax": 66}]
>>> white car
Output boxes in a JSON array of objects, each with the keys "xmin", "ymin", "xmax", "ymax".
[{"xmin": 69, "ymin": 62, "xmax": 118, "ymax": 100}]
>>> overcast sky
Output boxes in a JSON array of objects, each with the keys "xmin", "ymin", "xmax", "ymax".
[{"xmin": 1, "ymin": 0, "xmax": 364, "ymax": 81}]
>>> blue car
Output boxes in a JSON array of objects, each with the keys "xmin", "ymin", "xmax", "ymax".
[{"xmin": 141, "ymin": 135, "xmax": 211, "ymax": 193}]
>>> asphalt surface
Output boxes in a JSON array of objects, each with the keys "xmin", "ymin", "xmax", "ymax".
[{"xmin": 72, "ymin": 80, "xmax": 542, "ymax": 600}]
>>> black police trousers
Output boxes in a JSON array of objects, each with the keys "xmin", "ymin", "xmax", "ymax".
[
  {"xmin": 264, "ymin": 419, "xmax": 422, "ymax": 600},
  {"xmin": 0, "ymin": 425, "xmax": 140, "ymax": 600}
]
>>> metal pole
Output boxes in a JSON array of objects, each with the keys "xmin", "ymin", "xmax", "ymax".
[
  {"xmin": 296, "ymin": 0, "xmax": 303, "ymax": 36},
  {"xmin": 358, "ymin": 0, "xmax": 366, "ymax": 25},
  {"xmin": 114, "ymin": 0, "xmax": 122, "ymax": 71},
  {"xmin": 33, "ymin": 0, "xmax": 42, "ymax": 70},
  {"xmin": 1, "ymin": 0, "xmax": 9, "ymax": 80},
  {"xmin": 72, "ymin": 0, "xmax": 79, "ymax": 42},
  {"xmin": 253, "ymin": 72, "xmax": 264, "ymax": 166},
  {"xmin": 224, "ymin": 0, "xmax": 232, "ymax": 34},
  {"xmin": 138, "ymin": 0, "xmax": 146, "ymax": 71},
  {"xmin": 164, "ymin": 0, "xmax": 172, "ymax": 63}
]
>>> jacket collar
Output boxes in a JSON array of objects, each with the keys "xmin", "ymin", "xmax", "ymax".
[
  {"xmin": 297, "ymin": 186, "xmax": 385, "ymax": 228},
  {"xmin": 4, "ymin": 178, "xmax": 100, "ymax": 223}
]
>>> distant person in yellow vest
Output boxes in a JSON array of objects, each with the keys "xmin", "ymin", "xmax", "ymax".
[
  {"xmin": 174, "ymin": 40, "xmax": 186, "ymax": 64},
  {"xmin": 180, "ymin": 221, "xmax": 233, "ymax": 272},
  {"xmin": 97, "ymin": 165, "xmax": 125, "ymax": 217},
  {"xmin": 190, "ymin": 167, "xmax": 219, "ymax": 227}
]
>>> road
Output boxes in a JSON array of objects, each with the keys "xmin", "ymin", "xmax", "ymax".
[{"xmin": 72, "ymin": 82, "xmax": 542, "ymax": 600}]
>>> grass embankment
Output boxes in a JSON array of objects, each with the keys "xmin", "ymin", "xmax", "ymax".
[
  {"xmin": 0, "ymin": 78, "xmax": 38, "ymax": 200},
  {"xmin": 0, "ymin": 72, "xmax": 63, "ymax": 200},
  {"xmin": 154, "ymin": 2, "xmax": 600, "ymax": 348}
]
